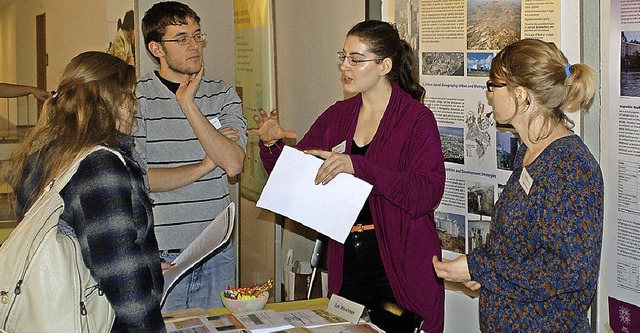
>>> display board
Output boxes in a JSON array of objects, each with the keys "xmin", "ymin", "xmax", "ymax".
[
  {"xmin": 383, "ymin": 0, "xmax": 579, "ymax": 259},
  {"xmin": 234, "ymin": 0, "xmax": 275, "ymax": 202},
  {"xmin": 600, "ymin": 1, "xmax": 640, "ymax": 332},
  {"xmin": 382, "ymin": 1, "xmax": 588, "ymax": 332}
]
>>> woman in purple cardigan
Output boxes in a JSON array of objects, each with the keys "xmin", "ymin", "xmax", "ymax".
[{"xmin": 249, "ymin": 20, "xmax": 445, "ymax": 332}]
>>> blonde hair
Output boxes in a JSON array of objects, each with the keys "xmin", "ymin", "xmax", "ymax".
[
  {"xmin": 490, "ymin": 39, "xmax": 595, "ymax": 142},
  {"xmin": 4, "ymin": 51, "xmax": 136, "ymax": 196}
]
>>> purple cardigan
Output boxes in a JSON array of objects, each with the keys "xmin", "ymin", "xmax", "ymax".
[{"xmin": 260, "ymin": 83, "xmax": 445, "ymax": 332}]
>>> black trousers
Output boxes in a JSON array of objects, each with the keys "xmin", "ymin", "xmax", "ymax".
[{"xmin": 339, "ymin": 229, "xmax": 422, "ymax": 332}]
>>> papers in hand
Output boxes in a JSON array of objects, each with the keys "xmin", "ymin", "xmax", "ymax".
[
  {"xmin": 256, "ymin": 146, "xmax": 373, "ymax": 243},
  {"xmin": 161, "ymin": 202, "xmax": 235, "ymax": 305}
]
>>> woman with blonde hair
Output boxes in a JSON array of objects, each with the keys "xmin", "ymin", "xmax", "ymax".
[
  {"xmin": 433, "ymin": 39, "xmax": 603, "ymax": 332},
  {"xmin": 3, "ymin": 51, "xmax": 165, "ymax": 332}
]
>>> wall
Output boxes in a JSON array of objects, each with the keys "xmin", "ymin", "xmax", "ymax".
[
  {"xmin": 1, "ymin": 0, "xmax": 39, "ymax": 125},
  {"xmin": 273, "ymin": 0, "xmax": 363, "ymax": 135},
  {"xmin": 239, "ymin": 196, "xmax": 276, "ymax": 288},
  {"xmin": 0, "ymin": 3, "xmax": 16, "ymax": 82},
  {"xmin": 237, "ymin": 0, "xmax": 366, "ymax": 296},
  {"xmin": 13, "ymin": 0, "xmax": 40, "ymax": 90},
  {"xmin": 275, "ymin": 0, "xmax": 365, "ymax": 267},
  {"xmin": 0, "ymin": 0, "xmax": 106, "ymax": 89},
  {"xmin": 43, "ymin": 0, "xmax": 106, "ymax": 89},
  {"xmin": 1, "ymin": 0, "xmax": 39, "ymax": 85}
]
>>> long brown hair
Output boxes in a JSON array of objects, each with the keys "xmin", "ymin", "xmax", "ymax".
[
  {"xmin": 3, "ymin": 51, "xmax": 136, "ymax": 196},
  {"xmin": 347, "ymin": 20, "xmax": 425, "ymax": 102}
]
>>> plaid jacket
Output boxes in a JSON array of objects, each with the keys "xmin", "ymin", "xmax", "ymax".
[{"xmin": 15, "ymin": 135, "xmax": 166, "ymax": 332}]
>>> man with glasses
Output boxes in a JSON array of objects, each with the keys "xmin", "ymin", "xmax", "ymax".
[{"xmin": 135, "ymin": 1, "xmax": 246, "ymax": 311}]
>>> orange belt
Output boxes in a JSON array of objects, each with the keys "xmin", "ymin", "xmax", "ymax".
[{"xmin": 350, "ymin": 224, "xmax": 375, "ymax": 233}]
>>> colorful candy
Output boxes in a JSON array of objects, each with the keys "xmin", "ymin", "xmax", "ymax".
[{"xmin": 222, "ymin": 279, "xmax": 273, "ymax": 300}]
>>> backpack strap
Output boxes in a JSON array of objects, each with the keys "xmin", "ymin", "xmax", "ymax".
[{"xmin": 48, "ymin": 146, "xmax": 125, "ymax": 194}]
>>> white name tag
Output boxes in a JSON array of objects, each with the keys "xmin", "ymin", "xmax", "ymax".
[
  {"xmin": 332, "ymin": 140, "xmax": 346, "ymax": 154},
  {"xmin": 209, "ymin": 117, "xmax": 222, "ymax": 130},
  {"xmin": 519, "ymin": 167, "xmax": 533, "ymax": 195},
  {"xmin": 326, "ymin": 294, "xmax": 365, "ymax": 324}
]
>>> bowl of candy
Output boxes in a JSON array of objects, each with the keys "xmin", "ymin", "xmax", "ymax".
[{"xmin": 220, "ymin": 279, "xmax": 272, "ymax": 313}]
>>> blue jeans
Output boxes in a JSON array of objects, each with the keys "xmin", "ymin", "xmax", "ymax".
[{"xmin": 161, "ymin": 241, "xmax": 235, "ymax": 311}]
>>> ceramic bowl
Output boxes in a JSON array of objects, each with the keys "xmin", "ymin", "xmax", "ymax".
[{"xmin": 220, "ymin": 291, "xmax": 269, "ymax": 313}]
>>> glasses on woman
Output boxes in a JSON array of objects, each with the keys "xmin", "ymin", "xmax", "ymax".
[
  {"xmin": 161, "ymin": 32, "xmax": 207, "ymax": 46},
  {"xmin": 486, "ymin": 80, "xmax": 507, "ymax": 92},
  {"xmin": 337, "ymin": 51, "xmax": 383, "ymax": 66}
]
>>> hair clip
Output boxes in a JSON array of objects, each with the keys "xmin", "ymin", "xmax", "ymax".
[
  {"xmin": 565, "ymin": 64, "xmax": 572, "ymax": 77},
  {"xmin": 51, "ymin": 91, "xmax": 58, "ymax": 100}
]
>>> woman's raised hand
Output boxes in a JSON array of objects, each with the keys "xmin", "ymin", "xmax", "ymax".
[{"xmin": 246, "ymin": 109, "xmax": 297, "ymax": 145}]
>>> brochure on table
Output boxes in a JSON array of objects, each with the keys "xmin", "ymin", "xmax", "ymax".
[{"xmin": 164, "ymin": 295, "xmax": 381, "ymax": 333}]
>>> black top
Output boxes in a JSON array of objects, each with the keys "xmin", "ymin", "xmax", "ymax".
[{"xmin": 351, "ymin": 140, "xmax": 373, "ymax": 224}]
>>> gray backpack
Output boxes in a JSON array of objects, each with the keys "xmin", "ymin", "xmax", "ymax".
[{"xmin": 0, "ymin": 146, "xmax": 118, "ymax": 332}]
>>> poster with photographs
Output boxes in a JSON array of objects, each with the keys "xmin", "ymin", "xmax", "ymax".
[
  {"xmin": 601, "ymin": 1, "xmax": 640, "ymax": 330},
  {"xmin": 384, "ymin": 0, "xmax": 565, "ymax": 255}
]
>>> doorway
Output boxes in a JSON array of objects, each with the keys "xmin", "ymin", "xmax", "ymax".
[{"xmin": 36, "ymin": 14, "xmax": 46, "ymax": 116}]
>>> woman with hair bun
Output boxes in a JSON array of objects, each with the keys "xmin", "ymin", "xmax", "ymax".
[
  {"xmin": 249, "ymin": 20, "xmax": 445, "ymax": 332},
  {"xmin": 433, "ymin": 39, "xmax": 603, "ymax": 332}
]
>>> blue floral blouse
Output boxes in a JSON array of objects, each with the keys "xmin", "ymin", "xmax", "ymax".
[{"xmin": 467, "ymin": 134, "xmax": 604, "ymax": 332}]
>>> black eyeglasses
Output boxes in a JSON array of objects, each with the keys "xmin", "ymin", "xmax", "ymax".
[
  {"xmin": 486, "ymin": 80, "xmax": 507, "ymax": 92},
  {"xmin": 337, "ymin": 51, "xmax": 383, "ymax": 66},
  {"xmin": 161, "ymin": 32, "xmax": 207, "ymax": 46}
]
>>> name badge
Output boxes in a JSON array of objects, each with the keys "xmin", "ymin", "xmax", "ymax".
[
  {"xmin": 519, "ymin": 167, "xmax": 533, "ymax": 195},
  {"xmin": 209, "ymin": 117, "xmax": 222, "ymax": 130},
  {"xmin": 332, "ymin": 140, "xmax": 346, "ymax": 153}
]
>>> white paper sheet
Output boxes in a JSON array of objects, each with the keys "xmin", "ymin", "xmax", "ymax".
[
  {"xmin": 161, "ymin": 202, "xmax": 235, "ymax": 305},
  {"xmin": 256, "ymin": 146, "xmax": 373, "ymax": 243}
]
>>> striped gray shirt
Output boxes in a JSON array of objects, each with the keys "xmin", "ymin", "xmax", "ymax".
[{"xmin": 134, "ymin": 72, "xmax": 247, "ymax": 250}]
